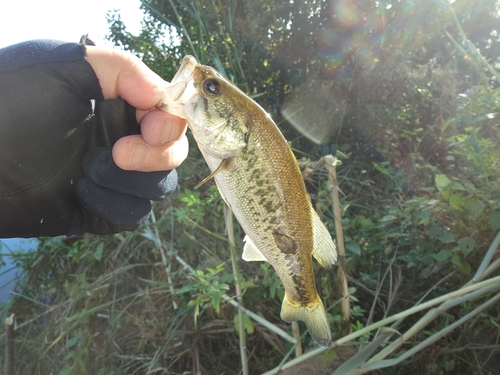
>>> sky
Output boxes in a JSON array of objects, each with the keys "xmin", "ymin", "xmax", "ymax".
[{"xmin": 0, "ymin": 0, "xmax": 145, "ymax": 48}]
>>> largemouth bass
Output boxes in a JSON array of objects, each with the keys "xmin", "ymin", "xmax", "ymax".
[{"xmin": 160, "ymin": 56, "xmax": 337, "ymax": 347}]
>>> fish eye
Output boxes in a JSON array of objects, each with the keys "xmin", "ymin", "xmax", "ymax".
[{"xmin": 203, "ymin": 78, "xmax": 220, "ymax": 96}]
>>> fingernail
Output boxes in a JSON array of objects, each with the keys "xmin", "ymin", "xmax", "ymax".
[
  {"xmin": 160, "ymin": 119, "xmax": 175, "ymax": 144},
  {"xmin": 128, "ymin": 143, "xmax": 151, "ymax": 168}
]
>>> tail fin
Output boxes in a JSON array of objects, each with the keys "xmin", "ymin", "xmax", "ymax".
[{"xmin": 280, "ymin": 293, "xmax": 332, "ymax": 347}]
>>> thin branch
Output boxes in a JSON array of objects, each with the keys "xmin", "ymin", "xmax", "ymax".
[
  {"xmin": 4, "ymin": 314, "xmax": 15, "ymax": 375},
  {"xmin": 470, "ymin": 231, "xmax": 500, "ymax": 284},
  {"xmin": 324, "ymin": 155, "xmax": 351, "ymax": 334},
  {"xmin": 225, "ymin": 206, "xmax": 249, "ymax": 375}
]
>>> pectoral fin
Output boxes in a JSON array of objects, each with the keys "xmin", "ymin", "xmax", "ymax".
[
  {"xmin": 195, "ymin": 157, "xmax": 233, "ymax": 189},
  {"xmin": 311, "ymin": 207, "xmax": 337, "ymax": 268},
  {"xmin": 242, "ymin": 235, "xmax": 267, "ymax": 261}
]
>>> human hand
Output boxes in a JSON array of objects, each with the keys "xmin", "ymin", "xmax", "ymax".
[
  {"xmin": 0, "ymin": 40, "xmax": 187, "ymax": 237},
  {"xmin": 86, "ymin": 46, "xmax": 188, "ymax": 171}
]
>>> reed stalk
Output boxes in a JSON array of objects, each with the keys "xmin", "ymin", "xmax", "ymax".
[
  {"xmin": 324, "ymin": 155, "xmax": 350, "ymax": 334},
  {"xmin": 3, "ymin": 314, "xmax": 15, "ymax": 375},
  {"xmin": 225, "ymin": 206, "xmax": 249, "ymax": 375}
]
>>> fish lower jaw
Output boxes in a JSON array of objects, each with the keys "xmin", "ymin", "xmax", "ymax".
[{"xmin": 158, "ymin": 103, "xmax": 187, "ymax": 120}]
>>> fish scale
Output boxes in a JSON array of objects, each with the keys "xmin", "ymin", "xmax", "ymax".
[
  {"xmin": 220, "ymin": 131, "xmax": 316, "ymax": 304},
  {"xmin": 160, "ymin": 55, "xmax": 337, "ymax": 347}
]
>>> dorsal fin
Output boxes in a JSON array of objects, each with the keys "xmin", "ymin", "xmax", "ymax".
[{"xmin": 311, "ymin": 207, "xmax": 337, "ymax": 268}]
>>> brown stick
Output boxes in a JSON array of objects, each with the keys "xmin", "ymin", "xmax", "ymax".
[
  {"xmin": 4, "ymin": 314, "xmax": 15, "ymax": 375},
  {"xmin": 225, "ymin": 206, "xmax": 249, "ymax": 375},
  {"xmin": 291, "ymin": 321, "xmax": 303, "ymax": 357},
  {"xmin": 324, "ymin": 155, "xmax": 351, "ymax": 335}
]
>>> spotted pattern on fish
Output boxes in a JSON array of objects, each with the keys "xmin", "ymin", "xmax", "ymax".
[{"xmin": 273, "ymin": 231, "xmax": 298, "ymax": 255}]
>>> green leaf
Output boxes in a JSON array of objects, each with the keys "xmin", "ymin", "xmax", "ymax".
[
  {"xmin": 357, "ymin": 215, "xmax": 374, "ymax": 229},
  {"xmin": 322, "ymin": 347, "xmax": 337, "ymax": 365},
  {"xmin": 445, "ymin": 360, "xmax": 455, "ymax": 371},
  {"xmin": 450, "ymin": 182, "xmax": 465, "ymax": 191},
  {"xmin": 463, "ymin": 182, "xmax": 477, "ymax": 193},
  {"xmin": 373, "ymin": 162, "xmax": 392, "ymax": 176},
  {"xmin": 75, "ymin": 272, "xmax": 87, "ymax": 284},
  {"xmin": 345, "ymin": 241, "xmax": 361, "ymax": 256},
  {"xmin": 243, "ymin": 314, "xmax": 254, "ymax": 334},
  {"xmin": 212, "ymin": 290, "xmax": 221, "ymax": 313},
  {"xmin": 380, "ymin": 215, "xmax": 396, "ymax": 222},
  {"xmin": 439, "ymin": 232, "xmax": 456, "ymax": 244},
  {"xmin": 233, "ymin": 313, "xmax": 254, "ymax": 334},
  {"xmin": 489, "ymin": 211, "xmax": 500, "ymax": 231},
  {"xmin": 441, "ymin": 189, "xmax": 451, "ymax": 200},
  {"xmin": 449, "ymin": 194, "xmax": 465, "ymax": 210},
  {"xmin": 432, "ymin": 250, "xmax": 451, "ymax": 263},
  {"xmin": 270, "ymin": 283, "xmax": 276, "ymax": 299},
  {"xmin": 193, "ymin": 303, "xmax": 200, "ymax": 326},
  {"xmin": 429, "ymin": 225, "xmax": 443, "ymax": 238},
  {"xmin": 277, "ymin": 287, "xmax": 285, "ymax": 302},
  {"xmin": 94, "ymin": 242, "xmax": 103, "ymax": 261},
  {"xmin": 418, "ymin": 210, "xmax": 431, "ymax": 224},
  {"xmin": 66, "ymin": 335, "xmax": 79, "ymax": 349},
  {"xmin": 464, "ymin": 199, "xmax": 485, "ymax": 218},
  {"xmin": 489, "ymin": 315, "xmax": 500, "ymax": 329},
  {"xmin": 451, "ymin": 254, "xmax": 461, "ymax": 267},
  {"xmin": 176, "ymin": 284, "xmax": 196, "ymax": 294},
  {"xmin": 435, "ymin": 174, "xmax": 451, "ymax": 189},
  {"xmin": 451, "ymin": 254, "xmax": 471, "ymax": 275},
  {"xmin": 458, "ymin": 237, "xmax": 476, "ymax": 256}
]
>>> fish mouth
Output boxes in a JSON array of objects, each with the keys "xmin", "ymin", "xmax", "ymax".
[{"xmin": 158, "ymin": 55, "xmax": 199, "ymax": 118}]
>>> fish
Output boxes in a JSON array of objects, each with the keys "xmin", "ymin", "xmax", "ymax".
[{"xmin": 159, "ymin": 56, "xmax": 337, "ymax": 347}]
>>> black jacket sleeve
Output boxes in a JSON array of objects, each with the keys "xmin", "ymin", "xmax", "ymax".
[{"xmin": 0, "ymin": 40, "xmax": 177, "ymax": 238}]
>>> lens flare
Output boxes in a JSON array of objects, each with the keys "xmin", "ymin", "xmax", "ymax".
[{"xmin": 282, "ymin": 78, "xmax": 347, "ymax": 144}]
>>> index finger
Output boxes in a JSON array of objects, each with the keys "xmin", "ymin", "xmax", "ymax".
[{"xmin": 85, "ymin": 46, "xmax": 165, "ymax": 110}]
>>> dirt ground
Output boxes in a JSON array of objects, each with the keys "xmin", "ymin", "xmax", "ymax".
[{"xmin": 279, "ymin": 346, "xmax": 358, "ymax": 375}]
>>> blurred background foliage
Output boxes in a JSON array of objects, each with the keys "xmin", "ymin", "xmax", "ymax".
[{"xmin": 2, "ymin": 0, "xmax": 500, "ymax": 374}]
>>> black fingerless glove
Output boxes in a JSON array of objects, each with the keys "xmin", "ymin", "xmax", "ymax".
[{"xmin": 0, "ymin": 40, "xmax": 177, "ymax": 238}]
